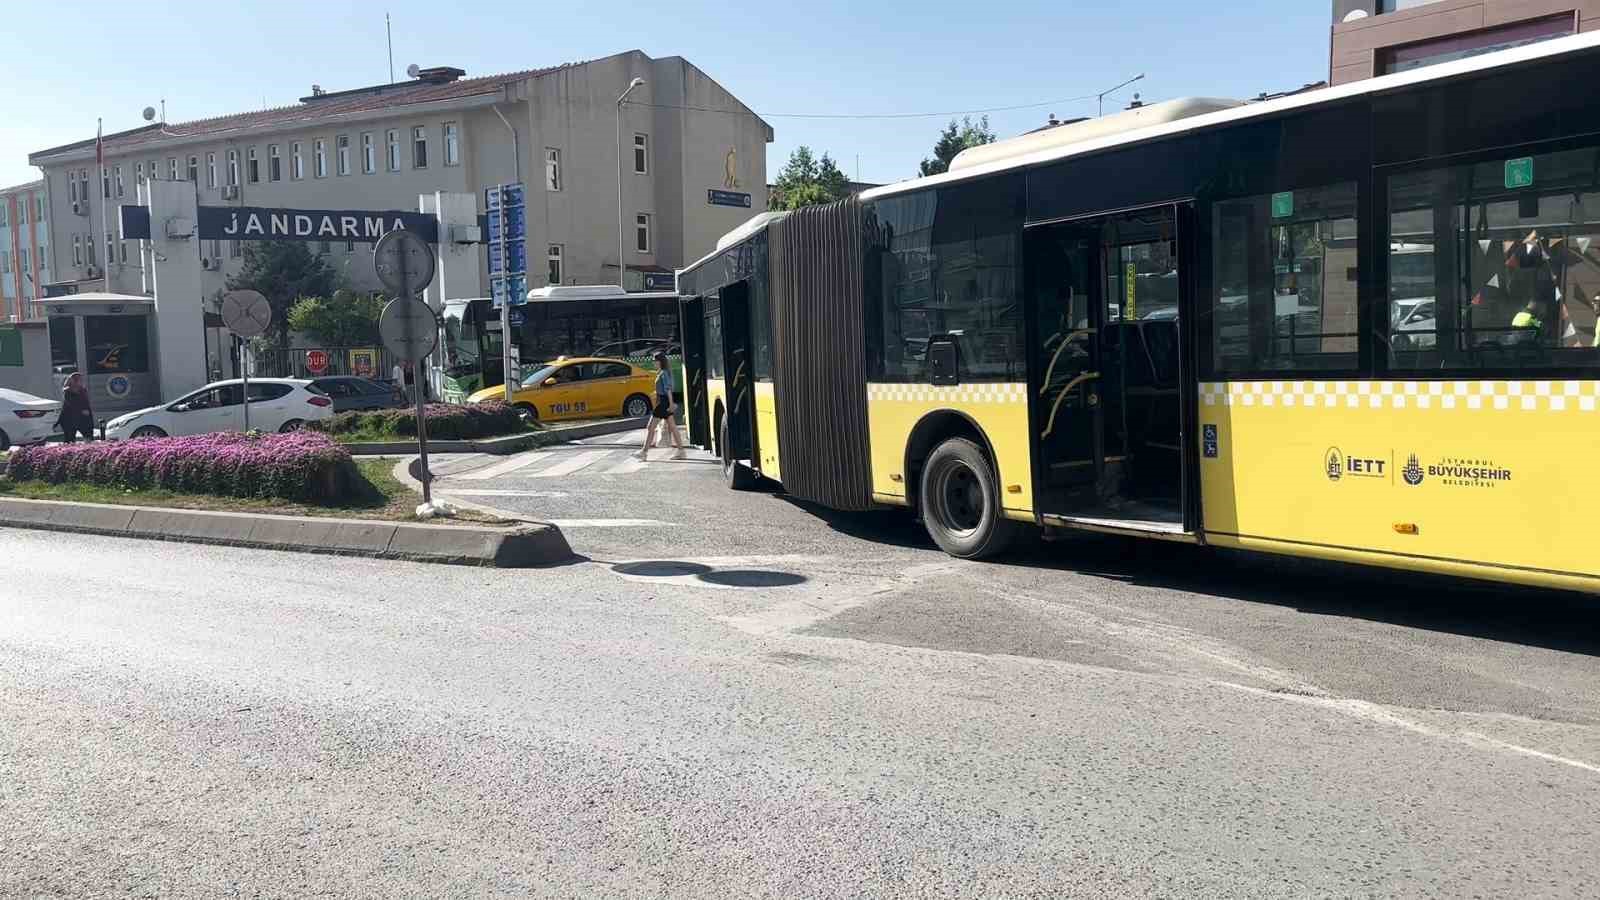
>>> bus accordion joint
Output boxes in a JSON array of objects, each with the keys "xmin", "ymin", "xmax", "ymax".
[
  {"xmin": 1040, "ymin": 371, "xmax": 1100, "ymax": 439},
  {"xmin": 1394, "ymin": 522, "xmax": 1420, "ymax": 535}
]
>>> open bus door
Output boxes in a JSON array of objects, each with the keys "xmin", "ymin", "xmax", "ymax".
[
  {"xmin": 679, "ymin": 296, "xmax": 710, "ymax": 447},
  {"xmin": 717, "ymin": 281, "xmax": 755, "ymax": 469}
]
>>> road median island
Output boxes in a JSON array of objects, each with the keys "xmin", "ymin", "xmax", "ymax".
[
  {"xmin": 319, "ymin": 401, "xmax": 642, "ymax": 455},
  {"xmin": 0, "ymin": 432, "xmax": 573, "ymax": 567}
]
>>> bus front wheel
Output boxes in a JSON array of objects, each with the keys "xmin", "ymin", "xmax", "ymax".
[
  {"xmin": 919, "ymin": 437, "xmax": 1016, "ymax": 559},
  {"xmin": 719, "ymin": 417, "xmax": 755, "ymax": 490}
]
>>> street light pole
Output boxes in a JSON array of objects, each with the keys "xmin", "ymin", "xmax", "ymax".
[
  {"xmin": 1098, "ymin": 73, "xmax": 1146, "ymax": 117},
  {"xmin": 616, "ymin": 77, "xmax": 645, "ymax": 291}
]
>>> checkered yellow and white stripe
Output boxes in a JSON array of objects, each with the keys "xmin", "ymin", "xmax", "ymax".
[
  {"xmin": 866, "ymin": 382, "xmax": 1029, "ymax": 405},
  {"xmin": 1201, "ymin": 380, "xmax": 1600, "ymax": 413}
]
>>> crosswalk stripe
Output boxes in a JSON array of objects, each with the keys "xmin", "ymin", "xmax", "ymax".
[
  {"xmin": 456, "ymin": 451, "xmax": 551, "ymax": 481},
  {"xmin": 606, "ymin": 455, "xmax": 647, "ymax": 475},
  {"xmin": 531, "ymin": 449, "xmax": 611, "ymax": 478}
]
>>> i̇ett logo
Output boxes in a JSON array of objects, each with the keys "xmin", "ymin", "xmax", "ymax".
[{"xmin": 1325, "ymin": 448, "xmax": 1343, "ymax": 482}]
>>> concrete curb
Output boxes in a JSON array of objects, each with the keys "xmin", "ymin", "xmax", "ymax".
[
  {"xmin": 344, "ymin": 416, "xmax": 642, "ymax": 456},
  {"xmin": 0, "ymin": 497, "xmax": 575, "ymax": 568}
]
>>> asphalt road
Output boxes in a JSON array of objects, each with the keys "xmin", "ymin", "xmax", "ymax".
[{"xmin": 3, "ymin": 432, "xmax": 1598, "ymax": 896}]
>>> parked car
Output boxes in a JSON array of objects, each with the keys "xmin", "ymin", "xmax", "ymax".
[
  {"xmin": 0, "ymin": 388, "xmax": 63, "ymax": 451},
  {"xmin": 466, "ymin": 357, "xmax": 659, "ymax": 421},
  {"xmin": 103, "ymin": 378, "xmax": 332, "ymax": 439},
  {"xmin": 307, "ymin": 376, "xmax": 408, "ymax": 413}
]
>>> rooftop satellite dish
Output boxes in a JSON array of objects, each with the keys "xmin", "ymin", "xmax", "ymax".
[
  {"xmin": 142, "ymin": 106, "xmax": 156, "ymax": 122},
  {"xmin": 406, "ymin": 63, "xmax": 421, "ymax": 79},
  {"xmin": 1342, "ymin": 9, "xmax": 1369, "ymax": 21}
]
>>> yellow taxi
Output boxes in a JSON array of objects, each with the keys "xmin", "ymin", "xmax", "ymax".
[{"xmin": 467, "ymin": 357, "xmax": 660, "ymax": 422}]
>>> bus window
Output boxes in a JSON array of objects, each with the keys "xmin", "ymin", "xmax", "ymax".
[
  {"xmin": 1209, "ymin": 182, "xmax": 1358, "ymax": 375},
  {"xmin": 1389, "ymin": 144, "xmax": 1600, "ymax": 370}
]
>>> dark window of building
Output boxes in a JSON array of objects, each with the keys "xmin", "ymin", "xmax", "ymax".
[
  {"xmin": 865, "ymin": 174, "xmax": 1026, "ymax": 382},
  {"xmin": 1387, "ymin": 143, "xmax": 1600, "ymax": 372},
  {"xmin": 84, "ymin": 315, "xmax": 151, "ymax": 374},
  {"xmin": 1209, "ymin": 182, "xmax": 1360, "ymax": 373},
  {"xmin": 1381, "ymin": 15, "xmax": 1573, "ymax": 75}
]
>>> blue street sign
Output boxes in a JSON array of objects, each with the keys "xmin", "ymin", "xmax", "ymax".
[
  {"xmin": 486, "ymin": 205, "xmax": 526, "ymax": 244},
  {"xmin": 708, "ymin": 189, "xmax": 752, "ymax": 208},
  {"xmin": 488, "ymin": 240, "xmax": 527, "ymax": 275},
  {"xmin": 491, "ymin": 274, "xmax": 528, "ymax": 309},
  {"xmin": 485, "ymin": 183, "xmax": 526, "ymax": 210}
]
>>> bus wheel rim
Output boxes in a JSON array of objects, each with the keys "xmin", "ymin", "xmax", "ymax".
[{"xmin": 934, "ymin": 461, "xmax": 984, "ymax": 535}]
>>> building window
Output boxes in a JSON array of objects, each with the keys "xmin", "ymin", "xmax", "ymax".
[
  {"xmin": 86, "ymin": 234, "xmax": 96, "ymax": 266},
  {"xmin": 545, "ymin": 148, "xmax": 561, "ymax": 191},
  {"xmin": 1209, "ymin": 182, "xmax": 1359, "ymax": 374},
  {"xmin": 443, "ymin": 122, "xmax": 460, "ymax": 166},
  {"xmin": 1381, "ymin": 14, "xmax": 1572, "ymax": 75},
  {"xmin": 67, "ymin": 173, "xmax": 78, "ymax": 204},
  {"xmin": 314, "ymin": 140, "xmax": 327, "ymax": 178},
  {"xmin": 230, "ymin": 239, "xmax": 241, "ymax": 259},
  {"xmin": 187, "ymin": 155, "xmax": 199, "ymax": 184},
  {"xmin": 547, "ymin": 244, "xmax": 563, "ymax": 285},
  {"xmin": 37, "ymin": 196, "xmax": 44, "ymax": 221},
  {"xmin": 633, "ymin": 133, "xmax": 648, "ymax": 174},
  {"xmin": 412, "ymin": 126, "xmax": 428, "ymax": 168},
  {"xmin": 72, "ymin": 235, "xmax": 82, "ymax": 266},
  {"xmin": 336, "ymin": 135, "xmax": 351, "ymax": 175},
  {"xmin": 0, "ymin": 206, "xmax": 7, "ymax": 228},
  {"xmin": 268, "ymin": 144, "xmax": 282, "ymax": 182},
  {"xmin": 227, "ymin": 150, "xmax": 239, "ymax": 187},
  {"xmin": 209, "ymin": 238, "xmax": 221, "ymax": 261},
  {"xmin": 20, "ymin": 248, "xmax": 29, "ymax": 274},
  {"xmin": 134, "ymin": 162, "xmax": 143, "ymax": 186},
  {"xmin": 37, "ymin": 246, "xmax": 45, "ymax": 274},
  {"xmin": 114, "ymin": 165, "xmax": 124, "ymax": 197},
  {"xmin": 102, "ymin": 169, "xmax": 110, "ymax": 199},
  {"xmin": 147, "ymin": 160, "xmax": 158, "ymax": 182},
  {"xmin": 361, "ymin": 133, "xmax": 376, "ymax": 174},
  {"xmin": 84, "ymin": 315, "xmax": 150, "ymax": 375},
  {"xmin": 17, "ymin": 202, "xmax": 26, "ymax": 226},
  {"xmin": 119, "ymin": 239, "xmax": 127, "ymax": 265},
  {"xmin": 168, "ymin": 158, "xmax": 178, "ymax": 181},
  {"xmin": 79, "ymin": 169, "xmax": 90, "ymax": 200},
  {"xmin": 1387, "ymin": 144, "xmax": 1600, "ymax": 371},
  {"xmin": 247, "ymin": 147, "xmax": 260, "ymax": 184},
  {"xmin": 206, "ymin": 153, "xmax": 217, "ymax": 188},
  {"xmin": 386, "ymin": 129, "xmax": 401, "ymax": 172},
  {"xmin": 291, "ymin": 142, "xmax": 304, "ymax": 180},
  {"xmin": 1, "ymin": 251, "xmax": 9, "ymax": 274},
  {"xmin": 635, "ymin": 214, "xmax": 651, "ymax": 253}
]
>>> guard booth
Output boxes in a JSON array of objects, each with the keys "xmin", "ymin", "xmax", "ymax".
[{"xmin": 34, "ymin": 292, "xmax": 160, "ymax": 414}]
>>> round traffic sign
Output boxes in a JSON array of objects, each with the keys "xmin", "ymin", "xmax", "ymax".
[
  {"xmin": 373, "ymin": 229, "xmax": 436, "ymax": 296},
  {"xmin": 306, "ymin": 349, "xmax": 329, "ymax": 375},
  {"xmin": 379, "ymin": 296, "xmax": 438, "ymax": 362},
  {"xmin": 220, "ymin": 289, "xmax": 272, "ymax": 338}
]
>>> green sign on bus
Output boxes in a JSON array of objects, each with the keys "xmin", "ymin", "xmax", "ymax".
[
  {"xmin": 1271, "ymin": 191, "xmax": 1294, "ymax": 218},
  {"xmin": 1505, "ymin": 157, "xmax": 1534, "ymax": 189}
]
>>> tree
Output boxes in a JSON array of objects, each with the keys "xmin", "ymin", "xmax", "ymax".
[
  {"xmin": 770, "ymin": 146, "xmax": 852, "ymax": 211},
  {"xmin": 226, "ymin": 242, "xmax": 336, "ymax": 346},
  {"xmin": 919, "ymin": 116, "xmax": 997, "ymax": 177},
  {"xmin": 287, "ymin": 289, "xmax": 386, "ymax": 347}
]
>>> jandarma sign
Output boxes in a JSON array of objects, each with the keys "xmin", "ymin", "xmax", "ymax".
[{"xmin": 119, "ymin": 205, "xmax": 439, "ymax": 243}]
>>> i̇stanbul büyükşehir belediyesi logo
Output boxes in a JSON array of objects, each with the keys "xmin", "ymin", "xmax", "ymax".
[
  {"xmin": 1420, "ymin": 455, "xmax": 1514, "ymax": 488},
  {"xmin": 1403, "ymin": 453, "xmax": 1425, "ymax": 486}
]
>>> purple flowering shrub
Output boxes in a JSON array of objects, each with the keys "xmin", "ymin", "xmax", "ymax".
[
  {"xmin": 5, "ymin": 431, "xmax": 354, "ymax": 502},
  {"xmin": 311, "ymin": 401, "xmax": 526, "ymax": 440}
]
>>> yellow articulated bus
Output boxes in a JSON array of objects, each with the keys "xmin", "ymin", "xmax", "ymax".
[{"xmin": 675, "ymin": 33, "xmax": 1600, "ymax": 594}]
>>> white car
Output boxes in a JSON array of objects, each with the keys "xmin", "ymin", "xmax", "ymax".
[
  {"xmin": 104, "ymin": 378, "xmax": 332, "ymax": 440},
  {"xmin": 0, "ymin": 388, "xmax": 63, "ymax": 451}
]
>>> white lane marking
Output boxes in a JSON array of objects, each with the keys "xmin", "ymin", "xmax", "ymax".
[
  {"xmin": 531, "ymin": 449, "xmax": 611, "ymax": 478},
  {"xmin": 1215, "ymin": 681, "xmax": 1600, "ymax": 776},
  {"xmin": 548, "ymin": 518, "xmax": 668, "ymax": 528},
  {"xmin": 440, "ymin": 489, "xmax": 570, "ymax": 498},
  {"xmin": 456, "ymin": 452, "xmax": 551, "ymax": 481}
]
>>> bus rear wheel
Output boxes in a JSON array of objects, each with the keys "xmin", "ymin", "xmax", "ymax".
[
  {"xmin": 719, "ymin": 417, "xmax": 755, "ymax": 490},
  {"xmin": 919, "ymin": 437, "xmax": 1016, "ymax": 559}
]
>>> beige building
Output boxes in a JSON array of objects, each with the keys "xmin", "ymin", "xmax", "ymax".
[{"xmin": 28, "ymin": 51, "xmax": 772, "ymax": 298}]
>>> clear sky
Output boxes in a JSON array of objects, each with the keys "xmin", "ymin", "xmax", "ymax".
[{"xmin": 0, "ymin": 1, "xmax": 1333, "ymax": 190}]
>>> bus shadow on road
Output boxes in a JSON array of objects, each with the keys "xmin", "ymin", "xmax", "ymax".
[{"xmin": 1006, "ymin": 535, "xmax": 1600, "ymax": 657}]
